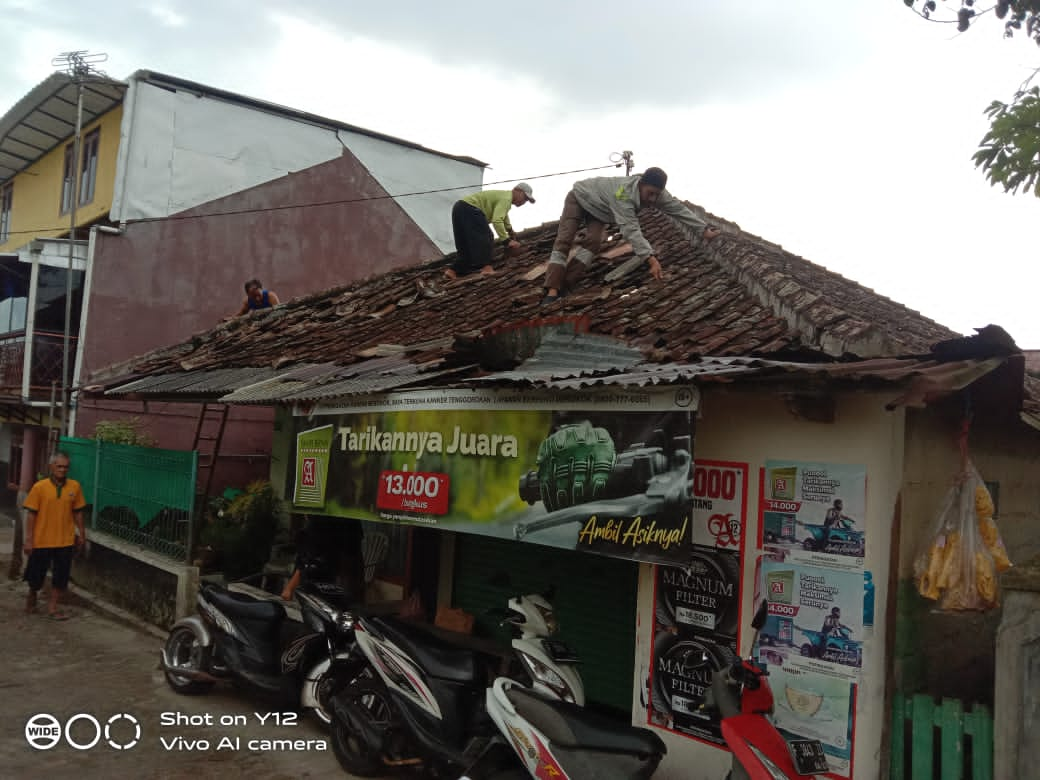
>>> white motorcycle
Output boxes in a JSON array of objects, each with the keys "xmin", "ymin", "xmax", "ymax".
[{"xmin": 331, "ymin": 591, "xmax": 663, "ymax": 778}]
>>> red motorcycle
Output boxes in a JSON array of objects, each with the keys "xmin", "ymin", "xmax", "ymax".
[{"xmin": 705, "ymin": 601, "xmax": 831, "ymax": 780}]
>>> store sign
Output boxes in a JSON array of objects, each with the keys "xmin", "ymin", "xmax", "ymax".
[{"xmin": 291, "ymin": 387, "xmax": 698, "ymax": 564}]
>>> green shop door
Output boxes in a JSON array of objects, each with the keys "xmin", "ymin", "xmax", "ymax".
[{"xmin": 451, "ymin": 533, "xmax": 639, "ymax": 715}]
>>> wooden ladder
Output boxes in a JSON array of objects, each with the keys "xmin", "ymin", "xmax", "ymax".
[{"xmin": 192, "ymin": 403, "xmax": 229, "ymax": 502}]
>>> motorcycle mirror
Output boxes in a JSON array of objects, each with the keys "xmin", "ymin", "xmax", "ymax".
[{"xmin": 751, "ymin": 600, "xmax": 769, "ymax": 630}]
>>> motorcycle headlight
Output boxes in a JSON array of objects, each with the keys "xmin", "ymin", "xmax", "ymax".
[
  {"xmin": 518, "ymin": 652, "xmax": 575, "ymax": 703},
  {"xmin": 747, "ymin": 744, "xmax": 793, "ymax": 780}
]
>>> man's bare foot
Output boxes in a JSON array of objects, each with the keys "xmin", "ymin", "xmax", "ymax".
[
  {"xmin": 443, "ymin": 268, "xmax": 457, "ymax": 281},
  {"xmin": 480, "ymin": 265, "xmax": 495, "ymax": 275}
]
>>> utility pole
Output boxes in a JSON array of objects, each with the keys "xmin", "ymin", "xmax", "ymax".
[{"xmin": 51, "ymin": 50, "xmax": 107, "ymax": 439}]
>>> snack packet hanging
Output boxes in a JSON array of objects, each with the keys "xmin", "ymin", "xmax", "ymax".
[{"xmin": 914, "ymin": 461, "xmax": 1008, "ymax": 611}]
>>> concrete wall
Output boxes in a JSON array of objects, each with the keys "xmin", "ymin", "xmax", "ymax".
[
  {"xmin": 75, "ymin": 399, "xmax": 274, "ymax": 496},
  {"xmin": 73, "ymin": 529, "xmax": 199, "ymax": 629},
  {"xmin": 631, "ymin": 387, "xmax": 906, "ymax": 780}
]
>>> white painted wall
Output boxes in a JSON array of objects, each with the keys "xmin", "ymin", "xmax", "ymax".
[
  {"xmin": 111, "ymin": 79, "xmax": 484, "ymax": 252},
  {"xmin": 340, "ymin": 129, "xmax": 483, "ymax": 253},
  {"xmin": 631, "ymin": 387, "xmax": 906, "ymax": 780},
  {"xmin": 112, "ymin": 80, "xmax": 343, "ymax": 221}
]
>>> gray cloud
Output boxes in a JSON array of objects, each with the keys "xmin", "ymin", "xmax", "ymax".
[{"xmin": 1, "ymin": 0, "xmax": 883, "ymax": 113}]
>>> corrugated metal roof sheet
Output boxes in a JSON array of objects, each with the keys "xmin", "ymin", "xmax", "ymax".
[
  {"xmin": 1, "ymin": 72, "xmax": 126, "ymax": 184},
  {"xmin": 105, "ymin": 366, "xmax": 281, "ymax": 396}
]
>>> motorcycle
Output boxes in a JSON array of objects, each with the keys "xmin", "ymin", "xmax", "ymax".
[
  {"xmin": 469, "ymin": 676, "xmax": 667, "ymax": 779},
  {"xmin": 796, "ymin": 626, "xmax": 862, "ymax": 667},
  {"xmin": 331, "ymin": 591, "xmax": 659, "ymax": 778},
  {"xmin": 800, "ymin": 521, "xmax": 864, "ymax": 556},
  {"xmin": 160, "ymin": 577, "xmax": 360, "ymax": 724},
  {"xmin": 705, "ymin": 601, "xmax": 830, "ymax": 780}
]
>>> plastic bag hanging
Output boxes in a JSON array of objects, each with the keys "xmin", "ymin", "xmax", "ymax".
[{"xmin": 913, "ymin": 421, "xmax": 1011, "ymax": 612}]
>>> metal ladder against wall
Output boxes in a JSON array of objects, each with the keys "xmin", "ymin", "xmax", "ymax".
[{"xmin": 192, "ymin": 402, "xmax": 229, "ymax": 502}]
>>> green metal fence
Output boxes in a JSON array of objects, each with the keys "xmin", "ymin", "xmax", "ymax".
[
  {"xmin": 890, "ymin": 693, "xmax": 993, "ymax": 780},
  {"xmin": 60, "ymin": 436, "xmax": 198, "ymax": 562}
]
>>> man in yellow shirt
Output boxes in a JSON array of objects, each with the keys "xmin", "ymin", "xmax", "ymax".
[
  {"xmin": 444, "ymin": 182, "xmax": 534, "ymax": 280},
  {"xmin": 23, "ymin": 451, "xmax": 87, "ymax": 619}
]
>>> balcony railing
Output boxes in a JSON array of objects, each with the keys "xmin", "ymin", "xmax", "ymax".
[{"xmin": 0, "ymin": 330, "xmax": 78, "ymax": 399}]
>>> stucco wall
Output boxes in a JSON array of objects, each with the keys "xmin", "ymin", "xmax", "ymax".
[
  {"xmin": 631, "ymin": 387, "xmax": 906, "ymax": 780},
  {"xmin": 81, "ymin": 150, "xmax": 442, "ymax": 381}
]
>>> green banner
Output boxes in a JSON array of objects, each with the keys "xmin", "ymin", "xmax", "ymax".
[{"xmin": 291, "ymin": 387, "xmax": 699, "ymax": 565}]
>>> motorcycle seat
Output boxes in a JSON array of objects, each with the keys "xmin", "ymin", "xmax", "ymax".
[
  {"xmin": 507, "ymin": 686, "xmax": 665, "ymax": 757},
  {"xmin": 370, "ymin": 616, "xmax": 479, "ymax": 683},
  {"xmin": 206, "ymin": 586, "xmax": 286, "ymax": 623}
]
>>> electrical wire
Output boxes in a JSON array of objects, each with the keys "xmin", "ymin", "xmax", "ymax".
[{"xmin": 0, "ymin": 160, "xmax": 628, "ymax": 240}]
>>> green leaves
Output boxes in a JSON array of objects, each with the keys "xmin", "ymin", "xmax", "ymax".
[{"xmin": 973, "ymin": 85, "xmax": 1040, "ymax": 195}]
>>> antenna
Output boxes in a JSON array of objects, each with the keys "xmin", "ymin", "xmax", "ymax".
[
  {"xmin": 610, "ymin": 150, "xmax": 636, "ymax": 175},
  {"xmin": 51, "ymin": 50, "xmax": 109, "ymax": 78},
  {"xmin": 51, "ymin": 49, "xmax": 108, "ymax": 441}
]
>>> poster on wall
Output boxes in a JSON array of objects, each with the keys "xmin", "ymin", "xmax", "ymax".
[
  {"xmin": 690, "ymin": 460, "xmax": 748, "ymax": 551},
  {"xmin": 290, "ymin": 387, "xmax": 698, "ymax": 565},
  {"xmin": 757, "ymin": 663, "xmax": 856, "ymax": 778},
  {"xmin": 754, "ymin": 555, "xmax": 859, "ymax": 777},
  {"xmin": 756, "ymin": 559, "xmax": 863, "ymax": 682},
  {"xmin": 759, "ymin": 460, "xmax": 867, "ymax": 570},
  {"xmin": 648, "ymin": 556, "xmax": 741, "ymax": 744},
  {"xmin": 647, "ymin": 461, "xmax": 748, "ymax": 745}
]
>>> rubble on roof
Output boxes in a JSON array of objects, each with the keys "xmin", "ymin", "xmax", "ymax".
[{"xmin": 90, "ymin": 198, "xmax": 967, "ymax": 393}]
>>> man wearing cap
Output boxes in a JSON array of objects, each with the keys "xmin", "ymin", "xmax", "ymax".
[
  {"xmin": 541, "ymin": 167, "xmax": 720, "ymax": 303},
  {"xmin": 445, "ymin": 183, "xmax": 535, "ymax": 280}
]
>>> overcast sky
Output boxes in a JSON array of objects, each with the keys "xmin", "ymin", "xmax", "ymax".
[{"xmin": 2, "ymin": 1, "xmax": 1037, "ymax": 347}]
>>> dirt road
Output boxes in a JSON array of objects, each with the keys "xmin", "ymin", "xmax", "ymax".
[{"xmin": 0, "ymin": 524, "xmax": 368, "ymax": 780}]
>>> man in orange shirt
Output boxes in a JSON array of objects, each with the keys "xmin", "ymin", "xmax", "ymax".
[{"xmin": 23, "ymin": 451, "xmax": 87, "ymax": 619}]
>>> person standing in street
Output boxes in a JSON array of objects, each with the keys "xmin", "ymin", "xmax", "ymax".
[
  {"xmin": 541, "ymin": 166, "xmax": 721, "ymax": 304},
  {"xmin": 444, "ymin": 183, "xmax": 535, "ymax": 280},
  {"xmin": 23, "ymin": 451, "xmax": 87, "ymax": 620}
]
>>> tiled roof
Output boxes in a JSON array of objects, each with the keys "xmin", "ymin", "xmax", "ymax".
[{"xmin": 90, "ymin": 199, "xmax": 962, "ymax": 391}]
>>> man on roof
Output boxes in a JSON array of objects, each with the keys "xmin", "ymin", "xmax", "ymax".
[
  {"xmin": 444, "ymin": 182, "xmax": 535, "ymax": 280},
  {"xmin": 541, "ymin": 167, "xmax": 721, "ymax": 304},
  {"xmin": 234, "ymin": 278, "xmax": 281, "ymax": 316}
]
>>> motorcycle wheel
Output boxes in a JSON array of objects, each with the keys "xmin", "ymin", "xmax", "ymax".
[
  {"xmin": 313, "ymin": 665, "xmax": 375, "ymax": 725},
  {"xmin": 802, "ymin": 538, "xmax": 816, "ymax": 551},
  {"xmin": 330, "ymin": 681, "xmax": 394, "ymax": 777},
  {"xmin": 163, "ymin": 625, "xmax": 214, "ymax": 695}
]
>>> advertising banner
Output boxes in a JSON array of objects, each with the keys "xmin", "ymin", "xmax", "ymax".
[
  {"xmin": 759, "ymin": 460, "xmax": 867, "ymax": 570},
  {"xmin": 647, "ymin": 460, "xmax": 748, "ymax": 744},
  {"xmin": 757, "ymin": 559, "xmax": 863, "ymax": 682},
  {"xmin": 291, "ymin": 387, "xmax": 698, "ymax": 565}
]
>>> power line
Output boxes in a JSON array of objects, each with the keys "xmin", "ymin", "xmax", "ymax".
[{"xmin": 1, "ymin": 161, "xmax": 626, "ymax": 239}]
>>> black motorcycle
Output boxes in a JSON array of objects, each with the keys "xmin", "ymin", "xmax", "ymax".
[{"xmin": 160, "ymin": 578, "xmax": 361, "ymax": 723}]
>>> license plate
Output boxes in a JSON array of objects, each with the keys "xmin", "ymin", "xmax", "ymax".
[
  {"xmin": 542, "ymin": 640, "xmax": 580, "ymax": 663},
  {"xmin": 787, "ymin": 738, "xmax": 829, "ymax": 774}
]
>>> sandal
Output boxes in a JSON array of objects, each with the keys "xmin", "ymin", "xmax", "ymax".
[{"xmin": 47, "ymin": 610, "xmax": 71, "ymax": 621}]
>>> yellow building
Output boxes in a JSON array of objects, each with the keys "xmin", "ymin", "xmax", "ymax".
[{"xmin": 0, "ymin": 73, "xmax": 126, "ymax": 252}]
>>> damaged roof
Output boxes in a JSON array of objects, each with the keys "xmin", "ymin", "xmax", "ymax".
[{"xmin": 89, "ymin": 197, "xmax": 1027, "ymax": 408}]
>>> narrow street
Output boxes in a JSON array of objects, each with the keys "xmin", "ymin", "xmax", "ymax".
[{"xmin": 0, "ymin": 524, "xmax": 372, "ymax": 780}]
